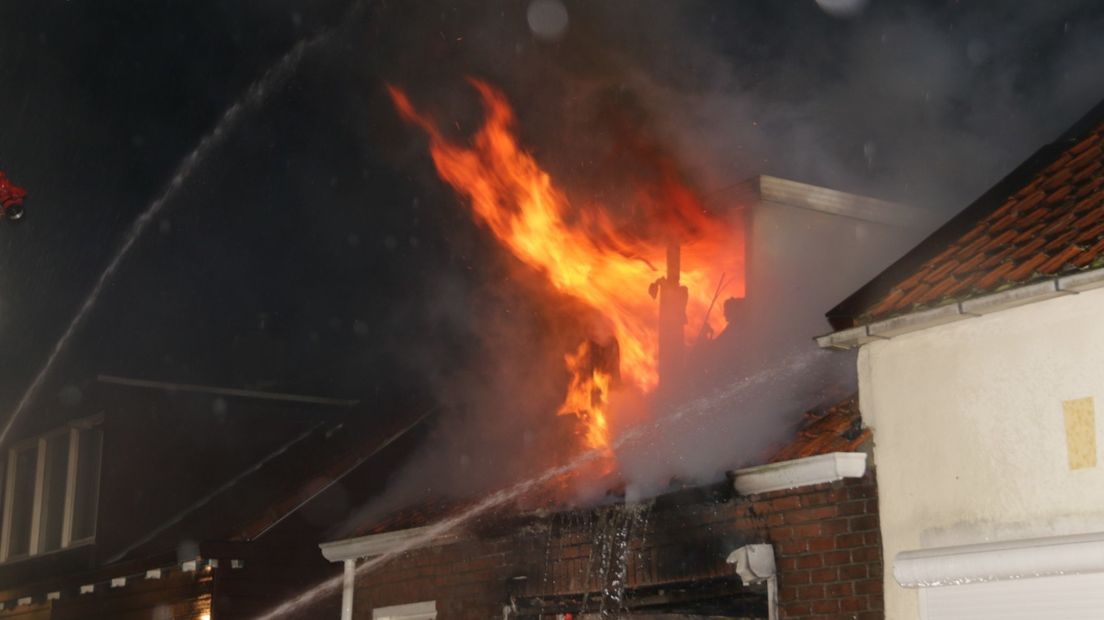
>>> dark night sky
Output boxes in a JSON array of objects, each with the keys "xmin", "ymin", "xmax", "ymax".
[{"xmin": 1, "ymin": 0, "xmax": 1104, "ymax": 444}]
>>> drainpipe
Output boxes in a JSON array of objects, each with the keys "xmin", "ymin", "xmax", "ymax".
[
  {"xmin": 727, "ymin": 544, "xmax": 778, "ymax": 620},
  {"xmin": 341, "ymin": 559, "xmax": 355, "ymax": 620}
]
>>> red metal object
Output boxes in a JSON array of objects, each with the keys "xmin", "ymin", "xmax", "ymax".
[{"xmin": 0, "ymin": 169, "xmax": 26, "ymax": 221}]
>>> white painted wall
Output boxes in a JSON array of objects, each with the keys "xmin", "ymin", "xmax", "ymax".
[{"xmin": 858, "ymin": 286, "xmax": 1104, "ymax": 619}]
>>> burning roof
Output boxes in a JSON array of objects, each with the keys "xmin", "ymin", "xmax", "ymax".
[{"xmin": 388, "ymin": 78, "xmax": 744, "ymax": 472}]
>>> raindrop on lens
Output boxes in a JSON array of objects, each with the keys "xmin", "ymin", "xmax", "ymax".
[
  {"xmin": 814, "ymin": 0, "xmax": 868, "ymax": 18},
  {"xmin": 526, "ymin": 0, "xmax": 569, "ymax": 40}
]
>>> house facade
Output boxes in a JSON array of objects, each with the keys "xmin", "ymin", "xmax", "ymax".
[
  {"xmin": 819, "ymin": 101, "xmax": 1104, "ymax": 618},
  {"xmin": 0, "ymin": 376, "xmax": 425, "ymax": 619},
  {"xmin": 321, "ymin": 400, "xmax": 884, "ymax": 620}
]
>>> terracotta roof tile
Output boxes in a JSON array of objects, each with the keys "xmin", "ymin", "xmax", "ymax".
[
  {"xmin": 977, "ymin": 229, "xmax": 1018, "ymax": 255},
  {"xmin": 1044, "ymin": 184, "xmax": 1073, "ymax": 205},
  {"xmin": 979, "ymin": 245, "xmax": 1017, "ymax": 270},
  {"xmin": 974, "ymin": 260, "xmax": 1016, "ymax": 290},
  {"xmin": 952, "ymin": 252, "xmax": 985, "ymax": 276},
  {"xmin": 1077, "ymin": 220, "xmax": 1104, "ymax": 244},
  {"xmin": 1037, "ymin": 245, "xmax": 1083, "ymax": 275},
  {"xmin": 1043, "ymin": 229, "xmax": 1080, "ymax": 253},
  {"xmin": 1068, "ymin": 144, "xmax": 1102, "ymax": 170},
  {"xmin": 856, "ymin": 117, "xmax": 1104, "ymax": 322},
  {"xmin": 1005, "ymin": 253, "xmax": 1050, "ymax": 283},
  {"xmin": 1073, "ymin": 237, "xmax": 1104, "ymax": 268},
  {"xmin": 1070, "ymin": 132, "xmax": 1101, "ymax": 154},
  {"xmin": 1040, "ymin": 213, "xmax": 1077, "ymax": 237},
  {"xmin": 944, "ymin": 271, "xmax": 981, "ymax": 297},
  {"xmin": 895, "ymin": 282, "xmax": 932, "ymax": 310},
  {"xmin": 921, "ymin": 258, "xmax": 960, "ymax": 284},
  {"xmin": 913, "ymin": 276, "xmax": 960, "ymax": 306},
  {"xmin": 1042, "ymin": 168, "xmax": 1074, "ymax": 191},
  {"xmin": 866, "ymin": 289, "xmax": 906, "ymax": 318},
  {"xmin": 1073, "ymin": 160, "xmax": 1102, "ymax": 183}
]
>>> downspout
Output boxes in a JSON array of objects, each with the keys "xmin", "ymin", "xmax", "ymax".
[
  {"xmin": 728, "ymin": 544, "xmax": 778, "ymax": 620},
  {"xmin": 341, "ymin": 559, "xmax": 355, "ymax": 620}
]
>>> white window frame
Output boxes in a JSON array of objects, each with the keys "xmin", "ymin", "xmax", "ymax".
[
  {"xmin": 0, "ymin": 415, "xmax": 103, "ymax": 563},
  {"xmin": 372, "ymin": 601, "xmax": 437, "ymax": 620}
]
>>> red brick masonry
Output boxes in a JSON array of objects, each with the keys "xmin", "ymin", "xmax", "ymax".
[{"xmin": 351, "ymin": 470, "xmax": 883, "ymax": 619}]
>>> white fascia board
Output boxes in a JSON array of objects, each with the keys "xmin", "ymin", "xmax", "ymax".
[
  {"xmin": 757, "ymin": 175, "xmax": 929, "ymax": 227},
  {"xmin": 867, "ymin": 303, "xmax": 969, "ymax": 338},
  {"xmin": 960, "ymin": 280, "xmax": 1068, "ymax": 315},
  {"xmin": 732, "ymin": 452, "xmax": 868, "ymax": 495},
  {"xmin": 321, "ymin": 526, "xmax": 448, "ymax": 562},
  {"xmin": 1058, "ymin": 268, "xmax": 1104, "ymax": 292},
  {"xmin": 815, "ymin": 325, "xmax": 881, "ymax": 350},
  {"xmin": 895, "ymin": 531, "xmax": 1104, "ymax": 588}
]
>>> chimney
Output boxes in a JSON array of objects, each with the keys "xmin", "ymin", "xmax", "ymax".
[{"xmin": 657, "ymin": 239, "xmax": 688, "ymax": 391}]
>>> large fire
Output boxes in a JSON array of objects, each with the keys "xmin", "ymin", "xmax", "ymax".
[{"xmin": 389, "ymin": 79, "xmax": 743, "ymax": 457}]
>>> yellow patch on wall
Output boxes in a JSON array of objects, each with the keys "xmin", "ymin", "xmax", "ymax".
[{"xmin": 1063, "ymin": 397, "xmax": 1097, "ymax": 470}]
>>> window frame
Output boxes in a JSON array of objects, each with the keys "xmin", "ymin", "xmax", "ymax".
[
  {"xmin": 0, "ymin": 415, "xmax": 103, "ymax": 563},
  {"xmin": 371, "ymin": 601, "xmax": 437, "ymax": 620}
]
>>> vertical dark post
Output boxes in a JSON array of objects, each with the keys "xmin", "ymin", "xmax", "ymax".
[{"xmin": 658, "ymin": 239, "xmax": 688, "ymax": 392}]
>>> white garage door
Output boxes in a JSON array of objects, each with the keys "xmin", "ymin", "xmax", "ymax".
[{"xmin": 923, "ymin": 572, "xmax": 1104, "ymax": 620}]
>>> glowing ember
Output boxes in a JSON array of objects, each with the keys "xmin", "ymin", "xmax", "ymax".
[{"xmin": 389, "ymin": 79, "xmax": 743, "ymax": 454}]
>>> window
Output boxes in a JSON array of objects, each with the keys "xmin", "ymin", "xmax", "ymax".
[
  {"xmin": 0, "ymin": 417, "xmax": 103, "ymax": 562},
  {"xmin": 372, "ymin": 601, "xmax": 437, "ymax": 620}
]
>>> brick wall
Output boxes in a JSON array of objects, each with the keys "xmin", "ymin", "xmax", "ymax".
[
  {"xmin": 352, "ymin": 470, "xmax": 883, "ymax": 619},
  {"xmin": 741, "ymin": 474, "xmax": 884, "ymax": 619}
]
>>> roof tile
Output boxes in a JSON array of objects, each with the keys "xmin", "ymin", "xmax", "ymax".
[
  {"xmin": 1070, "ymin": 132, "xmax": 1101, "ymax": 155},
  {"xmin": 944, "ymin": 271, "xmax": 981, "ymax": 297},
  {"xmin": 1073, "ymin": 237, "xmax": 1104, "ymax": 268},
  {"xmin": 974, "ymin": 260, "xmax": 1016, "ymax": 290},
  {"xmin": 1005, "ymin": 253, "xmax": 1050, "ymax": 283},
  {"xmin": 1037, "ymin": 245, "xmax": 1083, "ymax": 275},
  {"xmin": 894, "ymin": 282, "xmax": 933, "ymax": 311}
]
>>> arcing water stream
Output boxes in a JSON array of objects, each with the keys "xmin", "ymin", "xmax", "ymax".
[
  {"xmin": 0, "ymin": 5, "xmax": 365, "ymax": 448},
  {"xmin": 254, "ymin": 350, "xmax": 824, "ymax": 619}
]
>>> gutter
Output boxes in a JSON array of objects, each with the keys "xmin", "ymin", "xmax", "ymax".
[
  {"xmin": 817, "ymin": 269, "xmax": 1104, "ymax": 350},
  {"xmin": 731, "ymin": 452, "xmax": 868, "ymax": 495}
]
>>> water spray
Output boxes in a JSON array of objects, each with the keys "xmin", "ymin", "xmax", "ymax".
[
  {"xmin": 0, "ymin": 3, "xmax": 366, "ymax": 449},
  {"xmin": 253, "ymin": 350, "xmax": 824, "ymax": 619}
]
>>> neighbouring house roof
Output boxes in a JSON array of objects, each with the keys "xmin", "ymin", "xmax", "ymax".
[{"xmin": 826, "ymin": 98, "xmax": 1104, "ymax": 330}]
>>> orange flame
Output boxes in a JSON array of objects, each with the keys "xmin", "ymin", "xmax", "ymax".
[{"xmin": 388, "ymin": 79, "xmax": 743, "ymax": 453}]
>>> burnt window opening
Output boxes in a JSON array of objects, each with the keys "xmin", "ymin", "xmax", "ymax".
[
  {"xmin": 0, "ymin": 416, "xmax": 103, "ymax": 562},
  {"xmin": 509, "ymin": 575, "xmax": 768, "ymax": 619}
]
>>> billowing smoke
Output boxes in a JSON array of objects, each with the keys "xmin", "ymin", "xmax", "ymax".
[{"xmin": 325, "ymin": 0, "xmax": 1104, "ymax": 528}]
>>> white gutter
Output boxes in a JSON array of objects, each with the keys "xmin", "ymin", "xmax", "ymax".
[
  {"xmin": 731, "ymin": 452, "xmax": 868, "ymax": 495},
  {"xmin": 895, "ymin": 531, "xmax": 1104, "ymax": 588},
  {"xmin": 818, "ymin": 268, "xmax": 1104, "ymax": 350},
  {"xmin": 320, "ymin": 525, "xmax": 450, "ymax": 562},
  {"xmin": 728, "ymin": 544, "xmax": 778, "ymax": 620}
]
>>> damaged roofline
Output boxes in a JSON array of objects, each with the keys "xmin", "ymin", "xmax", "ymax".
[
  {"xmin": 815, "ymin": 268, "xmax": 1104, "ymax": 350},
  {"xmin": 320, "ymin": 451, "xmax": 870, "ymax": 563}
]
